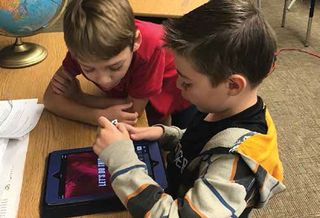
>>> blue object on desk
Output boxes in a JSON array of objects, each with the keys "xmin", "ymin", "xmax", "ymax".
[{"xmin": 41, "ymin": 140, "xmax": 167, "ymax": 217}]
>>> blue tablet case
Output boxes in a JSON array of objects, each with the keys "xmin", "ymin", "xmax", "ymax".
[{"xmin": 41, "ymin": 140, "xmax": 167, "ymax": 217}]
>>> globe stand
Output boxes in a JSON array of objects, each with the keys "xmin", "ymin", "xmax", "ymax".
[{"xmin": 0, "ymin": 37, "xmax": 47, "ymax": 68}]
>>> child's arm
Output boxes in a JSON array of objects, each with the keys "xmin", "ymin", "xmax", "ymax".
[
  {"xmin": 94, "ymin": 118, "xmax": 249, "ymax": 217},
  {"xmin": 43, "ymin": 67, "xmax": 139, "ymax": 125},
  {"xmin": 48, "ymin": 66, "xmax": 128, "ymax": 108},
  {"xmin": 64, "ymin": 92, "xmax": 147, "ymax": 118},
  {"xmin": 125, "ymin": 124, "xmax": 184, "ymax": 151},
  {"xmin": 127, "ymin": 96, "xmax": 148, "ymax": 118}
]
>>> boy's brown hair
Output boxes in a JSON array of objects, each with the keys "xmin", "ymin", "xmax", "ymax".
[
  {"xmin": 164, "ymin": 0, "xmax": 277, "ymax": 88},
  {"xmin": 63, "ymin": 0, "xmax": 136, "ymax": 62}
]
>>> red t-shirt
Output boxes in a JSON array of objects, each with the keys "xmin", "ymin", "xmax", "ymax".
[{"xmin": 62, "ymin": 20, "xmax": 190, "ymax": 119}]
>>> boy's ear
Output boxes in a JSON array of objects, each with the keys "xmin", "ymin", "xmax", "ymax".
[
  {"xmin": 226, "ymin": 74, "xmax": 247, "ymax": 96},
  {"xmin": 267, "ymin": 55, "xmax": 277, "ymax": 76},
  {"xmin": 133, "ymin": 30, "xmax": 142, "ymax": 52}
]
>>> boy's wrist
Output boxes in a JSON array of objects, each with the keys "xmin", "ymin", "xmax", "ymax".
[
  {"xmin": 152, "ymin": 124, "xmax": 165, "ymax": 137},
  {"xmin": 93, "ymin": 108, "xmax": 111, "ymax": 124},
  {"xmin": 99, "ymin": 140, "xmax": 143, "ymax": 174},
  {"xmin": 71, "ymin": 90, "xmax": 85, "ymax": 103},
  {"xmin": 154, "ymin": 124, "xmax": 180, "ymax": 150}
]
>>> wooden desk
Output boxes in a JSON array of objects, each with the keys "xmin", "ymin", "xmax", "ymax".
[
  {"xmin": 129, "ymin": 0, "xmax": 208, "ymax": 17},
  {"xmin": 0, "ymin": 32, "xmax": 145, "ymax": 218},
  {"xmin": 47, "ymin": 0, "xmax": 209, "ymax": 32}
]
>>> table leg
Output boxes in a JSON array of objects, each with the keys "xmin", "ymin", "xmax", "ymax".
[
  {"xmin": 305, "ymin": 0, "xmax": 316, "ymax": 46},
  {"xmin": 257, "ymin": 0, "xmax": 262, "ymax": 9},
  {"xmin": 282, "ymin": 0, "xmax": 290, "ymax": 27},
  {"xmin": 288, "ymin": 0, "xmax": 298, "ymax": 10}
]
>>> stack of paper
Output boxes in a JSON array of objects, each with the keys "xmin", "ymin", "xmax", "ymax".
[{"xmin": 0, "ymin": 99, "xmax": 44, "ymax": 218}]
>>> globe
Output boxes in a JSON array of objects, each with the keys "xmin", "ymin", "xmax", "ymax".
[{"xmin": 0, "ymin": 0, "xmax": 67, "ymax": 68}]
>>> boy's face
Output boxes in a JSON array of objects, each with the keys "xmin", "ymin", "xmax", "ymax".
[
  {"xmin": 78, "ymin": 46, "xmax": 133, "ymax": 91},
  {"xmin": 174, "ymin": 54, "xmax": 231, "ymax": 113}
]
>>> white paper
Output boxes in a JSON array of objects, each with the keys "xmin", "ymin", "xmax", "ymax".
[
  {"xmin": 0, "ymin": 99, "xmax": 44, "ymax": 139},
  {"xmin": 0, "ymin": 138, "xmax": 9, "ymax": 180},
  {"xmin": 0, "ymin": 136, "xmax": 29, "ymax": 218},
  {"xmin": 0, "ymin": 98, "xmax": 44, "ymax": 218}
]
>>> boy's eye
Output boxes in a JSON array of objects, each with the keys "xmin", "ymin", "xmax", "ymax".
[
  {"xmin": 181, "ymin": 81, "xmax": 192, "ymax": 89},
  {"xmin": 83, "ymin": 68, "xmax": 94, "ymax": 73},
  {"xmin": 109, "ymin": 65, "xmax": 122, "ymax": 71}
]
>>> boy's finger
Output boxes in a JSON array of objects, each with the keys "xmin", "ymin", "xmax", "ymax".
[
  {"xmin": 119, "ymin": 102, "xmax": 133, "ymax": 110},
  {"xmin": 51, "ymin": 81, "xmax": 66, "ymax": 94},
  {"xmin": 51, "ymin": 79, "xmax": 67, "ymax": 90},
  {"xmin": 117, "ymin": 123, "xmax": 130, "ymax": 137},
  {"xmin": 51, "ymin": 85, "xmax": 64, "ymax": 95},
  {"xmin": 97, "ymin": 116, "xmax": 111, "ymax": 128},
  {"xmin": 93, "ymin": 143, "xmax": 102, "ymax": 155},
  {"xmin": 123, "ymin": 119, "xmax": 138, "ymax": 126},
  {"xmin": 130, "ymin": 132, "xmax": 146, "ymax": 141},
  {"xmin": 123, "ymin": 123, "xmax": 136, "ymax": 132},
  {"xmin": 62, "ymin": 71, "xmax": 75, "ymax": 80},
  {"xmin": 52, "ymin": 77, "xmax": 70, "ymax": 91},
  {"xmin": 52, "ymin": 78, "xmax": 66, "ymax": 88},
  {"xmin": 53, "ymin": 74, "xmax": 67, "ymax": 84},
  {"xmin": 123, "ymin": 111, "xmax": 139, "ymax": 121},
  {"xmin": 59, "ymin": 69, "xmax": 74, "ymax": 81}
]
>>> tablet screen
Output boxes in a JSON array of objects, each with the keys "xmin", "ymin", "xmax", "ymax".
[{"xmin": 63, "ymin": 152, "xmax": 113, "ymax": 198}]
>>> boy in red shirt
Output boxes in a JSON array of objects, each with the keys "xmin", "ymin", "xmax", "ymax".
[{"xmin": 43, "ymin": 0, "xmax": 193, "ymax": 127}]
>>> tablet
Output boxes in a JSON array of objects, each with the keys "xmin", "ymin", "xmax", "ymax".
[{"xmin": 41, "ymin": 140, "xmax": 167, "ymax": 217}]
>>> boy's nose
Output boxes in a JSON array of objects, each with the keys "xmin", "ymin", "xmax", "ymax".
[
  {"xmin": 99, "ymin": 77, "xmax": 112, "ymax": 86},
  {"xmin": 95, "ymin": 73, "xmax": 112, "ymax": 85}
]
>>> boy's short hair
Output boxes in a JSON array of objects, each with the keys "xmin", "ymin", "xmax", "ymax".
[
  {"xmin": 164, "ymin": 0, "xmax": 277, "ymax": 88},
  {"xmin": 63, "ymin": 0, "xmax": 136, "ymax": 62}
]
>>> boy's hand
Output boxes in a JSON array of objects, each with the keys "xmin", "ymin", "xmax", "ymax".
[
  {"xmin": 123, "ymin": 124, "xmax": 164, "ymax": 141},
  {"xmin": 101, "ymin": 102, "xmax": 139, "ymax": 125},
  {"xmin": 51, "ymin": 68, "xmax": 83, "ymax": 100},
  {"xmin": 93, "ymin": 116, "xmax": 130, "ymax": 155}
]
